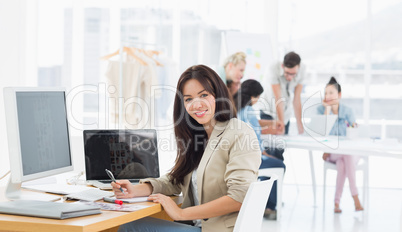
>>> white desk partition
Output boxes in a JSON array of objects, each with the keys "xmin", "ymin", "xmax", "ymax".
[{"xmin": 261, "ymin": 135, "xmax": 402, "ymax": 205}]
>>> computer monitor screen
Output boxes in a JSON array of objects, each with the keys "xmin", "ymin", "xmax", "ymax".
[
  {"xmin": 17, "ymin": 91, "xmax": 72, "ymax": 176},
  {"xmin": 4, "ymin": 87, "xmax": 73, "ymax": 201},
  {"xmin": 83, "ymin": 129, "xmax": 160, "ymax": 181}
]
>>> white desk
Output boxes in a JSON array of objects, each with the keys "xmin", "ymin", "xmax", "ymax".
[
  {"xmin": 275, "ymin": 135, "xmax": 402, "ymax": 158},
  {"xmin": 261, "ymin": 135, "xmax": 402, "ymax": 205}
]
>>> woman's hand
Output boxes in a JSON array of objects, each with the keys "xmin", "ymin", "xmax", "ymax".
[
  {"xmin": 111, "ymin": 180, "xmax": 135, "ymax": 198},
  {"xmin": 322, "ymin": 99, "xmax": 330, "ymax": 107},
  {"xmin": 148, "ymin": 194, "xmax": 184, "ymax": 221},
  {"xmin": 323, "ymin": 98, "xmax": 339, "ymax": 107},
  {"xmin": 322, "ymin": 100, "xmax": 335, "ymax": 115}
]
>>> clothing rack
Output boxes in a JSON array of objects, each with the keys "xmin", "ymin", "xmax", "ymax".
[
  {"xmin": 102, "ymin": 38, "xmax": 170, "ymax": 129},
  {"xmin": 114, "ymin": 41, "xmax": 159, "ymax": 129}
]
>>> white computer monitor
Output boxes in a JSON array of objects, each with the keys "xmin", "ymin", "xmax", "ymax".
[{"xmin": 3, "ymin": 87, "xmax": 73, "ymax": 201}]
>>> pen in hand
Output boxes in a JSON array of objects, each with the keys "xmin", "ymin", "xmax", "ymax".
[{"xmin": 105, "ymin": 169, "xmax": 125, "ymax": 195}]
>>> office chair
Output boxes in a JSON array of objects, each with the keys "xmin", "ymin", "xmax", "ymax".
[
  {"xmin": 234, "ymin": 175, "xmax": 277, "ymax": 232},
  {"xmin": 258, "ymin": 167, "xmax": 285, "ymax": 220},
  {"xmin": 323, "ymin": 156, "xmax": 369, "ymax": 206}
]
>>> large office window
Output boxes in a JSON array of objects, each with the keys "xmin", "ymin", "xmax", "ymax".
[
  {"xmin": 277, "ymin": 0, "xmax": 402, "ymax": 189},
  {"xmin": 34, "ymin": 0, "xmax": 270, "ymax": 132},
  {"xmin": 278, "ymin": 0, "xmax": 402, "ymax": 139},
  {"xmin": 30, "ymin": 0, "xmax": 402, "ymax": 138},
  {"xmin": 5, "ymin": 0, "xmax": 401, "ymax": 188}
]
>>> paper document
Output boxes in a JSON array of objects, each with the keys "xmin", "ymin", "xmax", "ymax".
[
  {"xmin": 64, "ymin": 188, "xmax": 114, "ymax": 201},
  {"xmin": 78, "ymin": 201, "xmax": 151, "ymax": 212}
]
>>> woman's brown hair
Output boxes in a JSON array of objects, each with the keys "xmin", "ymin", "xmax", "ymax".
[{"xmin": 169, "ymin": 65, "xmax": 236, "ymax": 185}]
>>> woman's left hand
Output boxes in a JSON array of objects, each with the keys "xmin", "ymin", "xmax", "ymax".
[{"xmin": 148, "ymin": 194, "xmax": 184, "ymax": 221}]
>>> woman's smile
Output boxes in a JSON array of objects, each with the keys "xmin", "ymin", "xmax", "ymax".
[{"xmin": 194, "ymin": 110, "xmax": 208, "ymax": 117}]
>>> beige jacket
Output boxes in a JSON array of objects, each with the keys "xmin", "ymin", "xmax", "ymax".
[{"xmin": 141, "ymin": 118, "xmax": 261, "ymax": 231}]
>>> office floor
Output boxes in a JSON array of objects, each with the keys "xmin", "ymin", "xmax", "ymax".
[{"xmin": 261, "ymin": 185, "xmax": 402, "ymax": 232}]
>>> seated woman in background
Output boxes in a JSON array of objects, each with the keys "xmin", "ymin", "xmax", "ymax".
[
  {"xmin": 233, "ymin": 79, "xmax": 286, "ymax": 219},
  {"xmin": 112, "ymin": 65, "xmax": 261, "ymax": 232},
  {"xmin": 318, "ymin": 77, "xmax": 364, "ymax": 213}
]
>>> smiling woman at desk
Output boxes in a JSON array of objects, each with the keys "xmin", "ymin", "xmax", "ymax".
[
  {"xmin": 111, "ymin": 65, "xmax": 261, "ymax": 232},
  {"xmin": 318, "ymin": 77, "xmax": 364, "ymax": 213}
]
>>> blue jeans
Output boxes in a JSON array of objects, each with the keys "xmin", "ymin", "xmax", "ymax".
[
  {"xmin": 118, "ymin": 217, "xmax": 201, "ymax": 232},
  {"xmin": 259, "ymin": 156, "xmax": 286, "ymax": 210}
]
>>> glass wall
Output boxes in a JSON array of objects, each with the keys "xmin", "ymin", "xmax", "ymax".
[
  {"xmin": 32, "ymin": 0, "xmax": 402, "ymax": 137},
  {"xmin": 2, "ymin": 0, "xmax": 401, "ymax": 188},
  {"xmin": 278, "ymin": 0, "xmax": 402, "ymax": 139},
  {"xmin": 276, "ymin": 0, "xmax": 402, "ymax": 189},
  {"xmin": 34, "ymin": 0, "xmax": 272, "ymax": 131}
]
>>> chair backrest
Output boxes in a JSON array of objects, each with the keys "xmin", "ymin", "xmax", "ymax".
[
  {"xmin": 258, "ymin": 167, "xmax": 284, "ymax": 178},
  {"xmin": 233, "ymin": 175, "xmax": 277, "ymax": 232}
]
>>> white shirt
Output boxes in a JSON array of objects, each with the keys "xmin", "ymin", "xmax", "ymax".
[
  {"xmin": 256, "ymin": 61, "xmax": 306, "ymax": 124},
  {"xmin": 191, "ymin": 169, "xmax": 202, "ymax": 227}
]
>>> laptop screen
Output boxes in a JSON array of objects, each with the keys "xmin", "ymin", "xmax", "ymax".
[{"xmin": 83, "ymin": 129, "xmax": 160, "ymax": 181}]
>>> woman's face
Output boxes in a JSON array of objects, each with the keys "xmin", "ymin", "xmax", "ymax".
[
  {"xmin": 182, "ymin": 79, "xmax": 216, "ymax": 126},
  {"xmin": 324, "ymin": 85, "xmax": 341, "ymax": 105},
  {"xmin": 227, "ymin": 61, "xmax": 246, "ymax": 83}
]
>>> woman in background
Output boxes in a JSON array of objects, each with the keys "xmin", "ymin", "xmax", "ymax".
[
  {"xmin": 217, "ymin": 52, "xmax": 247, "ymax": 95},
  {"xmin": 233, "ymin": 79, "xmax": 286, "ymax": 219},
  {"xmin": 318, "ymin": 77, "xmax": 364, "ymax": 213},
  {"xmin": 226, "ymin": 79, "xmax": 241, "ymax": 96}
]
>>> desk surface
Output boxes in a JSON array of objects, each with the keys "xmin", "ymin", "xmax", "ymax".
[
  {"xmin": 262, "ymin": 135, "xmax": 402, "ymax": 158},
  {"xmin": 0, "ymin": 188, "xmax": 180, "ymax": 232}
]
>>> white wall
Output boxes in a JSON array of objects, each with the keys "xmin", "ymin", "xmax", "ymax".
[
  {"xmin": 0, "ymin": 0, "xmax": 37, "ymax": 187},
  {"xmin": 0, "ymin": 1, "xmax": 23, "ymax": 186}
]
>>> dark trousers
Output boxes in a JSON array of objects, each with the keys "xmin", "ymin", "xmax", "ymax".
[
  {"xmin": 260, "ymin": 110, "xmax": 289, "ymax": 161},
  {"xmin": 259, "ymin": 156, "xmax": 286, "ymax": 210}
]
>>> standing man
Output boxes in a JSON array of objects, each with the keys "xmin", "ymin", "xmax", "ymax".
[{"xmin": 257, "ymin": 51, "xmax": 305, "ymax": 160}]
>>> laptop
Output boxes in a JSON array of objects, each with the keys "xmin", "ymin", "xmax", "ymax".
[
  {"xmin": 304, "ymin": 115, "xmax": 338, "ymax": 137},
  {"xmin": 83, "ymin": 129, "xmax": 160, "ymax": 190}
]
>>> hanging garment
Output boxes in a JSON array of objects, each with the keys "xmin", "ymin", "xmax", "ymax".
[{"xmin": 105, "ymin": 55, "xmax": 158, "ymax": 129}]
